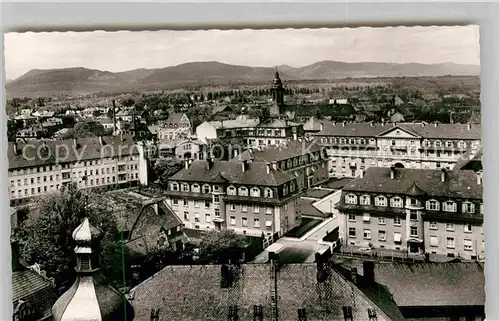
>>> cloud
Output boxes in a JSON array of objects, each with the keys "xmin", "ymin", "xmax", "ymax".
[{"xmin": 4, "ymin": 25, "xmax": 479, "ymax": 79}]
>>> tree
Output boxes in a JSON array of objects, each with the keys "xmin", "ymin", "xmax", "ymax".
[
  {"xmin": 121, "ymin": 98, "xmax": 136, "ymax": 108},
  {"xmin": 153, "ymin": 158, "xmax": 184, "ymax": 185},
  {"xmin": 14, "ymin": 184, "xmax": 124, "ymax": 290},
  {"xmin": 198, "ymin": 230, "xmax": 247, "ymax": 263}
]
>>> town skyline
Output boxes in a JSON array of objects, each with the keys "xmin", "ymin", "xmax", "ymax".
[{"xmin": 5, "ymin": 25, "xmax": 480, "ymax": 79}]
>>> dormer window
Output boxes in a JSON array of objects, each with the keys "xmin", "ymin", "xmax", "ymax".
[
  {"xmin": 345, "ymin": 194, "xmax": 357, "ymax": 205},
  {"xmin": 203, "ymin": 184, "xmax": 211, "ymax": 194},
  {"xmin": 375, "ymin": 196, "xmax": 387, "ymax": 207},
  {"xmin": 359, "ymin": 138, "xmax": 366, "ymax": 144},
  {"xmin": 293, "ymin": 158, "xmax": 298, "ymax": 166},
  {"xmin": 250, "ymin": 187, "xmax": 261, "ymax": 197},
  {"xmin": 181, "ymin": 183, "xmax": 189, "ymax": 192},
  {"xmin": 265, "ymin": 188, "xmax": 273, "ymax": 198},
  {"xmin": 445, "ymin": 141, "xmax": 453, "ymax": 148},
  {"xmin": 330, "ymin": 137, "xmax": 337, "ymax": 144},
  {"xmin": 238, "ymin": 187, "xmax": 248, "ymax": 196},
  {"xmin": 369, "ymin": 138, "xmax": 376, "ymax": 145},
  {"xmin": 462, "ymin": 202, "xmax": 475, "ymax": 214},
  {"xmin": 426, "ymin": 199, "xmax": 440, "ymax": 211},
  {"xmin": 458, "ymin": 141, "xmax": 466, "ymax": 149},
  {"xmin": 280, "ymin": 161, "xmax": 286, "ymax": 169},
  {"xmin": 349, "ymin": 138, "xmax": 355, "ymax": 145},
  {"xmin": 227, "ymin": 186, "xmax": 236, "ymax": 195},
  {"xmin": 360, "ymin": 195, "xmax": 371, "ymax": 205},
  {"xmin": 423, "ymin": 140, "xmax": 431, "ymax": 147},
  {"xmin": 171, "ymin": 182, "xmax": 179, "ymax": 191},
  {"xmin": 434, "ymin": 140, "xmax": 442, "ymax": 147},
  {"xmin": 283, "ymin": 185, "xmax": 289, "ymax": 195},
  {"xmin": 192, "ymin": 184, "xmax": 200, "ymax": 193},
  {"xmin": 340, "ymin": 138, "xmax": 346, "ymax": 144},
  {"xmin": 390, "ymin": 197, "xmax": 403, "ymax": 208},
  {"xmin": 321, "ymin": 137, "xmax": 327, "ymax": 144},
  {"xmin": 443, "ymin": 201, "xmax": 457, "ymax": 212}
]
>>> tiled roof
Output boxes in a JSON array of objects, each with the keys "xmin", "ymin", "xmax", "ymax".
[
  {"xmin": 313, "ymin": 122, "xmax": 481, "ymax": 140},
  {"xmin": 8, "ymin": 135, "xmax": 138, "ymax": 170},
  {"xmin": 317, "ymin": 178, "xmax": 354, "ymax": 190},
  {"xmin": 129, "ymin": 263, "xmax": 396, "ymax": 321},
  {"xmin": 343, "ymin": 167, "xmax": 482, "ymax": 199},
  {"xmin": 12, "ymin": 270, "xmax": 58, "ymax": 320},
  {"xmin": 235, "ymin": 140, "xmax": 324, "ymax": 163},
  {"xmin": 374, "ymin": 262, "xmax": 485, "ymax": 307},
  {"xmin": 166, "ymin": 113, "xmax": 186, "ymax": 125},
  {"xmin": 169, "ymin": 160, "xmax": 295, "ymax": 187}
]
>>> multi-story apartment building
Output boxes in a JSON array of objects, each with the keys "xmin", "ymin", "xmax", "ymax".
[
  {"xmin": 196, "ymin": 115, "xmax": 302, "ymax": 147},
  {"xmin": 157, "ymin": 113, "xmax": 192, "ymax": 140},
  {"xmin": 312, "ymin": 121, "xmax": 481, "ymax": 178},
  {"xmin": 8, "ymin": 135, "xmax": 149, "ymax": 206},
  {"xmin": 234, "ymin": 139, "xmax": 329, "ymax": 191},
  {"xmin": 164, "ymin": 158, "xmax": 301, "ymax": 237},
  {"xmin": 336, "ymin": 166, "xmax": 484, "ymax": 261}
]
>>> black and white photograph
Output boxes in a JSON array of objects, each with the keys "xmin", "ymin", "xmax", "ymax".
[{"xmin": 5, "ymin": 25, "xmax": 484, "ymax": 321}]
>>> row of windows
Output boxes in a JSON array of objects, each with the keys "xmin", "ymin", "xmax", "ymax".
[
  {"xmin": 171, "ymin": 182, "xmax": 296, "ymax": 197},
  {"xmin": 344, "ymin": 194, "xmax": 479, "ymax": 214},
  {"xmin": 277, "ymin": 153, "xmax": 324, "ymax": 170},
  {"xmin": 319, "ymin": 136, "xmax": 471, "ymax": 149},
  {"xmin": 10, "ymin": 158, "xmax": 139, "ymax": 176},
  {"xmin": 229, "ymin": 216, "xmax": 273, "ymax": 228},
  {"xmin": 349, "ymin": 214, "xmax": 474, "ymax": 233},
  {"xmin": 173, "ymin": 198, "xmax": 276, "ymax": 214}
]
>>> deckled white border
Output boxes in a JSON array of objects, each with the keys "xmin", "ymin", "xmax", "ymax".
[{"xmin": 1, "ymin": 2, "xmax": 499, "ymax": 320}]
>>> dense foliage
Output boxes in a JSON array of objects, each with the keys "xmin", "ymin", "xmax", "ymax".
[{"xmin": 14, "ymin": 183, "xmax": 124, "ymax": 290}]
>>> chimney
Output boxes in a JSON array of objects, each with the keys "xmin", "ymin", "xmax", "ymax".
[
  {"xmin": 73, "ymin": 138, "xmax": 78, "ymax": 148},
  {"xmin": 467, "ymin": 123, "xmax": 471, "ymax": 131},
  {"xmin": 207, "ymin": 158, "xmax": 214, "ymax": 170},
  {"xmin": 333, "ymin": 121, "xmax": 337, "ymax": 126},
  {"xmin": 477, "ymin": 171, "xmax": 483, "ymax": 185},
  {"xmin": 271, "ymin": 161, "xmax": 277, "ymax": 170},
  {"xmin": 184, "ymin": 160, "xmax": 189, "ymax": 170},
  {"xmin": 370, "ymin": 122, "xmax": 374, "ymax": 127},
  {"xmin": 363, "ymin": 261, "xmax": 375, "ymax": 284},
  {"xmin": 233, "ymin": 149, "xmax": 239, "ymax": 158},
  {"xmin": 390, "ymin": 166, "xmax": 396, "ymax": 180},
  {"xmin": 393, "ymin": 122, "xmax": 396, "ymax": 127},
  {"xmin": 120, "ymin": 133, "xmax": 124, "ymax": 142},
  {"xmin": 350, "ymin": 267, "xmax": 358, "ymax": 284},
  {"xmin": 320, "ymin": 123, "xmax": 324, "ymax": 131},
  {"xmin": 266, "ymin": 163, "xmax": 270, "ymax": 174},
  {"xmin": 99, "ymin": 136, "xmax": 104, "ymax": 146},
  {"xmin": 421, "ymin": 122, "xmax": 425, "ymax": 127},
  {"xmin": 434, "ymin": 122, "xmax": 438, "ymax": 127},
  {"xmin": 342, "ymin": 121, "xmax": 346, "ymax": 127},
  {"xmin": 11, "ymin": 240, "xmax": 22, "ymax": 272},
  {"xmin": 440, "ymin": 168, "xmax": 447, "ymax": 182}
]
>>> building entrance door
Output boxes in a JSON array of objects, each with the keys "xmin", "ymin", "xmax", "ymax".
[{"xmin": 408, "ymin": 243, "xmax": 420, "ymax": 254}]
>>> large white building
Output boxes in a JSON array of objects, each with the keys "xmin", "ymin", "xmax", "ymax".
[
  {"xmin": 8, "ymin": 135, "xmax": 149, "ymax": 206},
  {"xmin": 311, "ymin": 121, "xmax": 481, "ymax": 178}
]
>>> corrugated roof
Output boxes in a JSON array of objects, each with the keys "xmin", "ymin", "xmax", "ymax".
[{"xmin": 343, "ymin": 167, "xmax": 482, "ymax": 199}]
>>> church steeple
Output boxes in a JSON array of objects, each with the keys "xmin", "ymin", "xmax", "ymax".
[{"xmin": 270, "ymin": 68, "xmax": 285, "ymax": 117}]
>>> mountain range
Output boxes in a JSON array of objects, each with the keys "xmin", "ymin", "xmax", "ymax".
[{"xmin": 6, "ymin": 61, "xmax": 480, "ymax": 97}]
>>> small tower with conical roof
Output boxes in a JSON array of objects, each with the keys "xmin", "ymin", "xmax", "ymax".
[
  {"xmin": 52, "ymin": 218, "xmax": 134, "ymax": 321},
  {"xmin": 270, "ymin": 68, "xmax": 285, "ymax": 117}
]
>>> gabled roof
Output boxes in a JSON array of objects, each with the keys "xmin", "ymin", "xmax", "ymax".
[
  {"xmin": 166, "ymin": 113, "xmax": 189, "ymax": 125},
  {"xmin": 169, "ymin": 160, "xmax": 295, "ymax": 187},
  {"xmin": 129, "ymin": 263, "xmax": 396, "ymax": 321},
  {"xmin": 343, "ymin": 167, "xmax": 482, "ymax": 199}
]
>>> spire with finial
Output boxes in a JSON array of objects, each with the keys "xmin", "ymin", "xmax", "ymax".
[{"xmin": 52, "ymin": 218, "xmax": 134, "ymax": 321}]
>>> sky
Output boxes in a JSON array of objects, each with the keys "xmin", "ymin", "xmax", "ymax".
[{"xmin": 4, "ymin": 25, "xmax": 480, "ymax": 80}]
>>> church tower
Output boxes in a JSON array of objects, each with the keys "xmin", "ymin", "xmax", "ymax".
[{"xmin": 270, "ymin": 68, "xmax": 285, "ymax": 117}]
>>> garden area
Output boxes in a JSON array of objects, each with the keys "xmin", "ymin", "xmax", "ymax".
[{"xmin": 284, "ymin": 217, "xmax": 323, "ymax": 238}]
